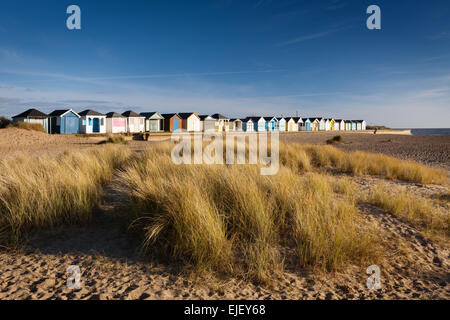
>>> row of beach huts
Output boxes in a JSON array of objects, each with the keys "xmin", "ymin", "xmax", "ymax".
[{"xmin": 11, "ymin": 108, "xmax": 367, "ymax": 134}]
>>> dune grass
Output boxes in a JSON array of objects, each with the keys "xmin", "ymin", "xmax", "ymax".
[
  {"xmin": 326, "ymin": 135, "xmax": 343, "ymax": 145},
  {"xmin": 116, "ymin": 143, "xmax": 380, "ymax": 281},
  {"xmin": 0, "ymin": 137, "xmax": 444, "ymax": 281},
  {"xmin": 9, "ymin": 121, "xmax": 47, "ymax": 133},
  {"xmin": 0, "ymin": 146, "xmax": 132, "ymax": 245},
  {"xmin": 98, "ymin": 134, "xmax": 128, "ymax": 145},
  {"xmin": 364, "ymin": 183, "xmax": 449, "ymax": 239},
  {"xmin": 279, "ymin": 143, "xmax": 447, "ymax": 185}
]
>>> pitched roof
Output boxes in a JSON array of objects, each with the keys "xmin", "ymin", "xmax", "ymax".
[
  {"xmin": 161, "ymin": 113, "xmax": 180, "ymax": 119},
  {"xmin": 293, "ymin": 117, "xmax": 303, "ymax": 122},
  {"xmin": 335, "ymin": 119, "xmax": 343, "ymax": 122},
  {"xmin": 263, "ymin": 117, "xmax": 275, "ymax": 121},
  {"xmin": 245, "ymin": 117, "xmax": 262, "ymax": 122},
  {"xmin": 178, "ymin": 112, "xmax": 198, "ymax": 119},
  {"xmin": 12, "ymin": 108, "xmax": 48, "ymax": 118},
  {"xmin": 48, "ymin": 109, "xmax": 80, "ymax": 118},
  {"xmin": 198, "ymin": 115, "xmax": 213, "ymax": 120},
  {"xmin": 106, "ymin": 112, "xmax": 125, "ymax": 118},
  {"xmin": 210, "ymin": 113, "xmax": 229, "ymax": 120},
  {"xmin": 78, "ymin": 109, "xmax": 105, "ymax": 116},
  {"xmin": 122, "ymin": 110, "xmax": 143, "ymax": 117},
  {"xmin": 140, "ymin": 112, "xmax": 164, "ymax": 119},
  {"xmin": 230, "ymin": 118, "xmax": 242, "ymax": 122}
]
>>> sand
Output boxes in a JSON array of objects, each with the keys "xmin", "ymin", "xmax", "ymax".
[{"xmin": 0, "ymin": 128, "xmax": 448, "ymax": 300}]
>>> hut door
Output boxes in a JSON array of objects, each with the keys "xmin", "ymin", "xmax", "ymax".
[
  {"xmin": 93, "ymin": 118, "xmax": 100, "ymax": 133},
  {"xmin": 66, "ymin": 117, "xmax": 78, "ymax": 134},
  {"xmin": 172, "ymin": 118, "xmax": 179, "ymax": 131}
]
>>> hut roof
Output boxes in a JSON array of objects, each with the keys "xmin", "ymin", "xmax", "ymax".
[
  {"xmin": 210, "ymin": 113, "xmax": 229, "ymax": 120},
  {"xmin": 161, "ymin": 113, "xmax": 180, "ymax": 119},
  {"xmin": 122, "ymin": 110, "xmax": 142, "ymax": 118},
  {"xmin": 140, "ymin": 112, "xmax": 164, "ymax": 119},
  {"xmin": 178, "ymin": 112, "xmax": 198, "ymax": 119},
  {"xmin": 106, "ymin": 112, "xmax": 125, "ymax": 118},
  {"xmin": 48, "ymin": 109, "xmax": 80, "ymax": 118},
  {"xmin": 13, "ymin": 108, "xmax": 48, "ymax": 118},
  {"xmin": 79, "ymin": 109, "xmax": 105, "ymax": 116}
]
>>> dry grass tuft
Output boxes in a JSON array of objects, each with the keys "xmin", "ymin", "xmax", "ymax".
[
  {"xmin": 116, "ymin": 143, "xmax": 381, "ymax": 281},
  {"xmin": 9, "ymin": 121, "xmax": 47, "ymax": 133},
  {"xmin": 364, "ymin": 183, "xmax": 449, "ymax": 238},
  {"xmin": 98, "ymin": 134, "xmax": 128, "ymax": 145},
  {"xmin": 279, "ymin": 143, "xmax": 446, "ymax": 185},
  {"xmin": 0, "ymin": 146, "xmax": 132, "ymax": 245}
]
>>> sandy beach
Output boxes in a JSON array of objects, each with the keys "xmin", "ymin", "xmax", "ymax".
[{"xmin": 0, "ymin": 128, "xmax": 448, "ymax": 300}]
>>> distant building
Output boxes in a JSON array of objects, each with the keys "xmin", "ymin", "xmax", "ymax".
[
  {"xmin": 12, "ymin": 108, "xmax": 50, "ymax": 133},
  {"xmin": 48, "ymin": 109, "xmax": 80, "ymax": 134},
  {"xmin": 161, "ymin": 113, "xmax": 182, "ymax": 132},
  {"xmin": 122, "ymin": 110, "xmax": 145, "ymax": 133},
  {"xmin": 106, "ymin": 112, "xmax": 127, "ymax": 133},
  {"xmin": 78, "ymin": 109, "xmax": 106, "ymax": 134},
  {"xmin": 140, "ymin": 112, "xmax": 165, "ymax": 132}
]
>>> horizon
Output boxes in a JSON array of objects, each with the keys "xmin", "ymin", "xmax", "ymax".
[{"xmin": 0, "ymin": 0, "xmax": 449, "ymax": 128}]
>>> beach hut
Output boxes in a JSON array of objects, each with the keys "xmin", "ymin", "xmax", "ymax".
[
  {"xmin": 140, "ymin": 112, "xmax": 165, "ymax": 132},
  {"xmin": 12, "ymin": 108, "xmax": 49, "ymax": 133},
  {"xmin": 286, "ymin": 117, "xmax": 296, "ymax": 132},
  {"xmin": 210, "ymin": 114, "xmax": 230, "ymax": 132},
  {"xmin": 248, "ymin": 117, "xmax": 265, "ymax": 132},
  {"xmin": 351, "ymin": 121, "xmax": 357, "ymax": 131},
  {"xmin": 334, "ymin": 119, "xmax": 345, "ymax": 131},
  {"xmin": 344, "ymin": 120, "xmax": 350, "ymax": 131},
  {"xmin": 324, "ymin": 119, "xmax": 332, "ymax": 131},
  {"xmin": 162, "ymin": 113, "xmax": 182, "ymax": 132},
  {"xmin": 106, "ymin": 112, "xmax": 127, "ymax": 133},
  {"xmin": 318, "ymin": 118, "xmax": 326, "ymax": 131},
  {"xmin": 329, "ymin": 119, "xmax": 335, "ymax": 131},
  {"xmin": 292, "ymin": 117, "xmax": 303, "ymax": 131},
  {"xmin": 278, "ymin": 118, "xmax": 286, "ymax": 132},
  {"xmin": 230, "ymin": 119, "xmax": 243, "ymax": 131},
  {"xmin": 178, "ymin": 113, "xmax": 201, "ymax": 132},
  {"xmin": 49, "ymin": 109, "xmax": 80, "ymax": 134},
  {"xmin": 122, "ymin": 110, "xmax": 145, "ymax": 133},
  {"xmin": 78, "ymin": 110, "xmax": 106, "ymax": 134},
  {"xmin": 309, "ymin": 118, "xmax": 320, "ymax": 131},
  {"xmin": 300, "ymin": 118, "xmax": 311, "ymax": 131},
  {"xmin": 264, "ymin": 117, "xmax": 277, "ymax": 131},
  {"xmin": 242, "ymin": 118, "xmax": 254, "ymax": 132},
  {"xmin": 355, "ymin": 120, "xmax": 366, "ymax": 130},
  {"xmin": 199, "ymin": 115, "xmax": 216, "ymax": 132}
]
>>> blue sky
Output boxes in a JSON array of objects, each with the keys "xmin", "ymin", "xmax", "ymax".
[{"xmin": 0, "ymin": 0, "xmax": 449, "ymax": 128}]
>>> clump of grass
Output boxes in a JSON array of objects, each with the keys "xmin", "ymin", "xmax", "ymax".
[
  {"xmin": 0, "ymin": 146, "xmax": 132, "ymax": 245},
  {"xmin": 116, "ymin": 143, "xmax": 381, "ymax": 281},
  {"xmin": 326, "ymin": 135, "xmax": 343, "ymax": 145},
  {"xmin": 364, "ymin": 183, "xmax": 449, "ymax": 238},
  {"xmin": 98, "ymin": 134, "xmax": 128, "ymax": 145},
  {"xmin": 10, "ymin": 121, "xmax": 46, "ymax": 133},
  {"xmin": 281, "ymin": 142, "xmax": 446, "ymax": 185}
]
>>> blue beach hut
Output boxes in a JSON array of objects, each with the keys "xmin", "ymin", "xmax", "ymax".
[{"xmin": 49, "ymin": 109, "xmax": 80, "ymax": 134}]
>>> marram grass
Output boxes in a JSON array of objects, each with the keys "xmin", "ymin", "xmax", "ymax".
[
  {"xmin": 0, "ymin": 145, "xmax": 132, "ymax": 245},
  {"xmin": 116, "ymin": 144, "xmax": 381, "ymax": 281}
]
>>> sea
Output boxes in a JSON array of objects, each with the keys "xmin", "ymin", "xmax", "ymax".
[{"xmin": 409, "ymin": 128, "xmax": 450, "ymax": 136}]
